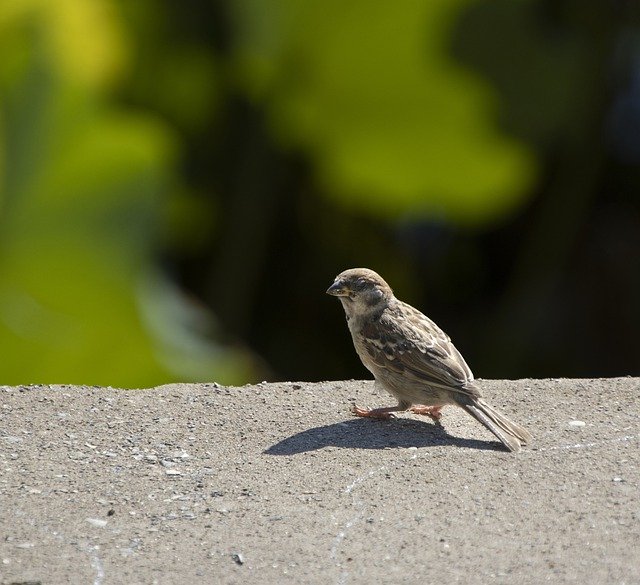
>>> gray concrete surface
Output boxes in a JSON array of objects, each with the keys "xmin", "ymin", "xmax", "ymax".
[{"xmin": 0, "ymin": 378, "xmax": 638, "ymax": 584}]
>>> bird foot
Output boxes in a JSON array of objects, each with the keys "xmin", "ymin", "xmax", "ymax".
[
  {"xmin": 351, "ymin": 405, "xmax": 397, "ymax": 419},
  {"xmin": 409, "ymin": 405, "xmax": 443, "ymax": 421}
]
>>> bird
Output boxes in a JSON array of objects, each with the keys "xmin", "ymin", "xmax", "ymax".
[{"xmin": 326, "ymin": 268, "xmax": 532, "ymax": 452}]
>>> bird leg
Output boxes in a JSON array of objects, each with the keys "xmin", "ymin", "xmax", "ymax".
[
  {"xmin": 351, "ymin": 405, "xmax": 406, "ymax": 419},
  {"xmin": 409, "ymin": 405, "xmax": 443, "ymax": 421}
]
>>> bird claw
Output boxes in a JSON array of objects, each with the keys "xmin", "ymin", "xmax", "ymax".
[
  {"xmin": 351, "ymin": 405, "xmax": 396, "ymax": 419},
  {"xmin": 409, "ymin": 405, "xmax": 443, "ymax": 421}
]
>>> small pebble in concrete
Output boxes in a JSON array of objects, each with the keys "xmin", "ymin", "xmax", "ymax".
[
  {"xmin": 231, "ymin": 552, "xmax": 244, "ymax": 565},
  {"xmin": 568, "ymin": 420, "xmax": 586, "ymax": 427}
]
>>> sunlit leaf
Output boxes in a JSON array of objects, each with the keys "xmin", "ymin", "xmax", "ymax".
[{"xmin": 232, "ymin": 0, "xmax": 536, "ymax": 225}]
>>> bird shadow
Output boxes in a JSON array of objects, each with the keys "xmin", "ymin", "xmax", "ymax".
[{"xmin": 264, "ymin": 417, "xmax": 503, "ymax": 455}]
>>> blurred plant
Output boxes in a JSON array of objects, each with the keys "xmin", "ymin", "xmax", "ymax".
[
  {"xmin": 0, "ymin": 1, "xmax": 257, "ymax": 386},
  {"xmin": 1, "ymin": 0, "xmax": 637, "ymax": 386},
  {"xmin": 231, "ymin": 0, "xmax": 536, "ymax": 225}
]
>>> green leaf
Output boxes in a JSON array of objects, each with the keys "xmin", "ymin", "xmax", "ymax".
[{"xmin": 232, "ymin": 0, "xmax": 536, "ymax": 225}]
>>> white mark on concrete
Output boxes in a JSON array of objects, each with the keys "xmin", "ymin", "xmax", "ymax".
[
  {"xmin": 86, "ymin": 517, "xmax": 108, "ymax": 528},
  {"xmin": 14, "ymin": 508, "xmax": 107, "ymax": 584},
  {"xmin": 344, "ymin": 465, "xmax": 387, "ymax": 495},
  {"xmin": 329, "ymin": 465, "xmax": 386, "ymax": 577},
  {"xmin": 82, "ymin": 543, "xmax": 105, "ymax": 585},
  {"xmin": 533, "ymin": 434, "xmax": 638, "ymax": 452},
  {"xmin": 330, "ymin": 449, "xmax": 420, "ymax": 584}
]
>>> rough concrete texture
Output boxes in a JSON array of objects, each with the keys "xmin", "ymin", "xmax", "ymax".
[{"xmin": 0, "ymin": 378, "xmax": 638, "ymax": 584}]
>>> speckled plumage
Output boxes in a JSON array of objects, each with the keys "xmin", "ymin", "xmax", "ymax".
[{"xmin": 327, "ymin": 268, "xmax": 531, "ymax": 452}]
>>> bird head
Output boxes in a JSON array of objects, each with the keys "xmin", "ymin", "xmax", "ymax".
[{"xmin": 326, "ymin": 268, "xmax": 393, "ymax": 315}]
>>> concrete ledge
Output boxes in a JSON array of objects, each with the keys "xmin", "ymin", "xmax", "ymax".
[{"xmin": 1, "ymin": 378, "xmax": 638, "ymax": 584}]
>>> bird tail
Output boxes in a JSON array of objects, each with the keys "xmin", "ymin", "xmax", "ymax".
[{"xmin": 459, "ymin": 398, "xmax": 532, "ymax": 453}]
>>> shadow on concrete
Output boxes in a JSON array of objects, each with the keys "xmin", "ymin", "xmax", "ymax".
[{"xmin": 264, "ymin": 417, "xmax": 502, "ymax": 455}]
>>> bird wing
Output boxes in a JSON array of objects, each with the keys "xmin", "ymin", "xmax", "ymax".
[{"xmin": 358, "ymin": 300, "xmax": 479, "ymax": 397}]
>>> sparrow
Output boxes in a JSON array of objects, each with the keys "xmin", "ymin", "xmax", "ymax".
[{"xmin": 326, "ymin": 268, "xmax": 532, "ymax": 452}]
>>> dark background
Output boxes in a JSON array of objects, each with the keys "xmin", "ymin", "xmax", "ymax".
[{"xmin": 1, "ymin": 1, "xmax": 638, "ymax": 386}]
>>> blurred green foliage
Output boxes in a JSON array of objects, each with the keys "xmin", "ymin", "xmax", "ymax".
[
  {"xmin": 0, "ymin": 1, "xmax": 638, "ymax": 385},
  {"xmin": 0, "ymin": 1, "xmax": 254, "ymax": 385},
  {"xmin": 231, "ymin": 0, "xmax": 535, "ymax": 224}
]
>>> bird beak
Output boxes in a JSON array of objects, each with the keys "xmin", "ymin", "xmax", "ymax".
[{"xmin": 326, "ymin": 281, "xmax": 347, "ymax": 296}]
